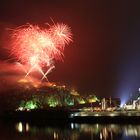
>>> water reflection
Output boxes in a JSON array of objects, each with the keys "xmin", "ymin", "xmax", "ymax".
[
  {"xmin": 15, "ymin": 122, "xmax": 30, "ymax": 133},
  {"xmin": 1, "ymin": 122, "xmax": 140, "ymax": 140}
]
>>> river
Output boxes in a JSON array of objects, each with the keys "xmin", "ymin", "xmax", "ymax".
[{"xmin": 0, "ymin": 121, "xmax": 140, "ymax": 140}]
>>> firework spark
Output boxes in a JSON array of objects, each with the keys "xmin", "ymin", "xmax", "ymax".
[{"xmin": 10, "ymin": 23, "xmax": 72, "ymax": 80}]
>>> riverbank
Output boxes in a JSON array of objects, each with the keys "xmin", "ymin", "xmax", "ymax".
[{"xmin": 1, "ymin": 110, "xmax": 140, "ymax": 123}]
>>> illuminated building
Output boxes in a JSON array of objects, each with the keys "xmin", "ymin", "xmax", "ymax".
[
  {"xmin": 101, "ymin": 98, "xmax": 106, "ymax": 110},
  {"xmin": 123, "ymin": 88, "xmax": 140, "ymax": 110},
  {"xmin": 101, "ymin": 97, "xmax": 121, "ymax": 111}
]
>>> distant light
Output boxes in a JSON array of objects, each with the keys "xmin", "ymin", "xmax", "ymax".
[
  {"xmin": 70, "ymin": 113, "xmax": 74, "ymax": 118},
  {"xmin": 79, "ymin": 100, "xmax": 86, "ymax": 104},
  {"xmin": 73, "ymin": 113, "xmax": 79, "ymax": 116},
  {"xmin": 94, "ymin": 113, "xmax": 99, "ymax": 117},
  {"xmin": 120, "ymin": 99, "xmax": 127, "ymax": 108},
  {"xmin": 120, "ymin": 103, "xmax": 124, "ymax": 108},
  {"xmin": 109, "ymin": 113, "xmax": 115, "ymax": 117},
  {"xmin": 16, "ymin": 107, "xmax": 24, "ymax": 111},
  {"xmin": 80, "ymin": 112, "xmax": 87, "ymax": 116}
]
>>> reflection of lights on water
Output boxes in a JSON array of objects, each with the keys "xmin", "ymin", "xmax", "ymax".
[
  {"xmin": 14, "ymin": 123, "xmax": 140, "ymax": 139},
  {"xmin": 16, "ymin": 122, "xmax": 23, "ymax": 133},
  {"xmin": 54, "ymin": 132, "xmax": 56, "ymax": 139},
  {"xmin": 71, "ymin": 123, "xmax": 74, "ymax": 129},
  {"xmin": 75, "ymin": 123, "xmax": 79, "ymax": 129},
  {"xmin": 77, "ymin": 124, "xmax": 117, "ymax": 139},
  {"xmin": 53, "ymin": 131, "xmax": 58, "ymax": 139},
  {"xmin": 96, "ymin": 124, "xmax": 99, "ymax": 129},
  {"xmin": 110, "ymin": 124, "xmax": 116, "ymax": 129},
  {"xmin": 102, "ymin": 127, "xmax": 108, "ymax": 140},
  {"xmin": 15, "ymin": 122, "xmax": 30, "ymax": 133},
  {"xmin": 100, "ymin": 132, "xmax": 102, "ymax": 140},
  {"xmin": 124, "ymin": 126, "xmax": 139, "ymax": 137},
  {"xmin": 26, "ymin": 123, "xmax": 30, "ymax": 132}
]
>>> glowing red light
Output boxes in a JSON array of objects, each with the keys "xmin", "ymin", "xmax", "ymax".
[{"xmin": 10, "ymin": 23, "xmax": 72, "ymax": 80}]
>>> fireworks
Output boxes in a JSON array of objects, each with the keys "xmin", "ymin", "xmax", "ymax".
[{"xmin": 10, "ymin": 23, "xmax": 72, "ymax": 80}]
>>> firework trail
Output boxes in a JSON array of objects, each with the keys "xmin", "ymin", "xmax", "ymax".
[{"xmin": 10, "ymin": 23, "xmax": 72, "ymax": 80}]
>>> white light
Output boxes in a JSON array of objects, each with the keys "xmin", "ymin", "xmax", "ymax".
[
  {"xmin": 71, "ymin": 123, "xmax": 74, "ymax": 129},
  {"xmin": 74, "ymin": 113, "xmax": 79, "ymax": 116},
  {"xmin": 70, "ymin": 113, "xmax": 74, "ymax": 118},
  {"xmin": 16, "ymin": 122, "xmax": 23, "ymax": 133},
  {"xmin": 94, "ymin": 113, "xmax": 99, "ymax": 116},
  {"xmin": 109, "ymin": 113, "xmax": 115, "ymax": 117},
  {"xmin": 54, "ymin": 132, "xmax": 57, "ymax": 139},
  {"xmin": 100, "ymin": 132, "xmax": 102, "ymax": 140}
]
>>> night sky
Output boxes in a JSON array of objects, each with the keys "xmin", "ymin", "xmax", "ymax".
[{"xmin": 0, "ymin": 0, "xmax": 140, "ymax": 100}]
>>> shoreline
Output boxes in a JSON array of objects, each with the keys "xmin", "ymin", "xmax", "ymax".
[{"xmin": 1, "ymin": 110, "xmax": 140, "ymax": 123}]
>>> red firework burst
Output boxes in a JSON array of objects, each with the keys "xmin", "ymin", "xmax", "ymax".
[{"xmin": 10, "ymin": 23, "xmax": 72, "ymax": 80}]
